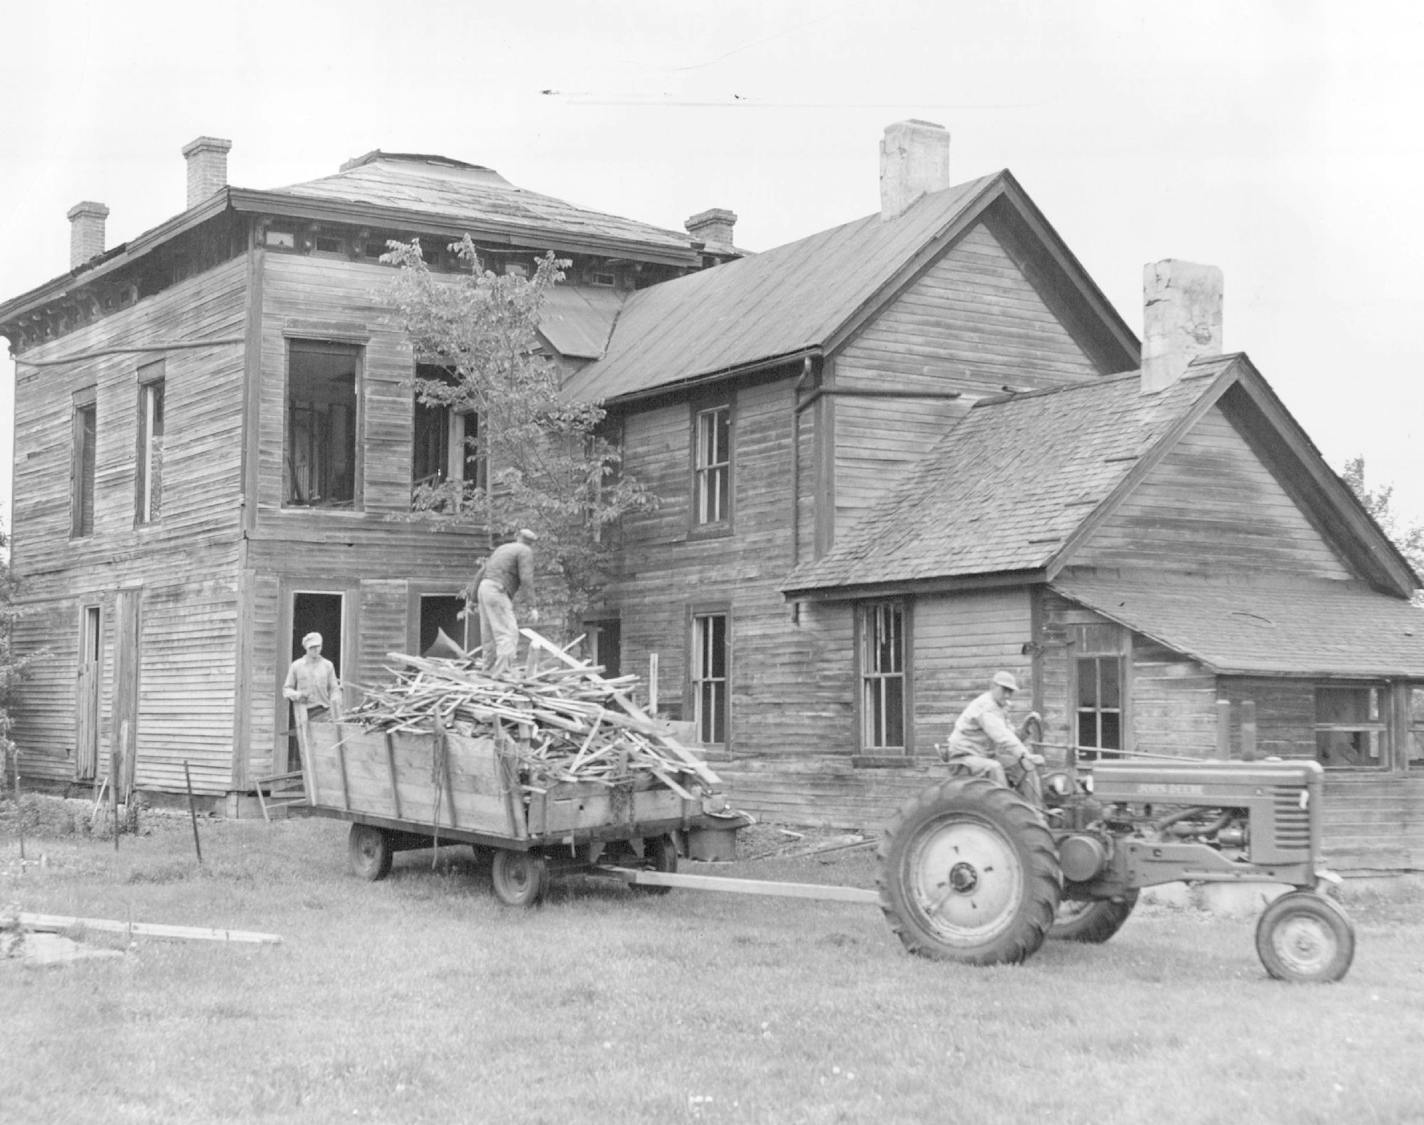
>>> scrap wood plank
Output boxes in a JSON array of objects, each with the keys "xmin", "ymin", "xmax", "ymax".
[
  {"xmin": 520, "ymin": 629, "xmax": 721, "ymax": 786},
  {"xmin": 18, "ymin": 913, "xmax": 283, "ymax": 944}
]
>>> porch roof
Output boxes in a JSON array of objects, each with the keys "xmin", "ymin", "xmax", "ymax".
[{"xmin": 1052, "ymin": 572, "xmax": 1424, "ymax": 679}]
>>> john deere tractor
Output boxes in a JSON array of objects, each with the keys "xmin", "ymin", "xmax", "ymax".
[{"xmin": 876, "ymin": 756, "xmax": 1355, "ymax": 982}]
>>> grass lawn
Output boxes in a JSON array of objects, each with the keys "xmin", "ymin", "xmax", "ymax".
[{"xmin": 3, "ymin": 809, "xmax": 1424, "ymax": 1125}]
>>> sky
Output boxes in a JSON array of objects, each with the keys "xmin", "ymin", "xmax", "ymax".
[{"xmin": 2, "ymin": 0, "xmax": 1421, "ymax": 531}]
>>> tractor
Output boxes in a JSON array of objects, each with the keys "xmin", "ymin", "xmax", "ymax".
[{"xmin": 876, "ymin": 754, "xmax": 1356, "ymax": 982}]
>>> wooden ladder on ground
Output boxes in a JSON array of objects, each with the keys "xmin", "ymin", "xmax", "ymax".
[{"xmin": 253, "ymin": 769, "xmax": 307, "ymax": 821}]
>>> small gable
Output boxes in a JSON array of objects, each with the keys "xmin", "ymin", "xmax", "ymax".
[{"xmin": 1073, "ymin": 402, "xmax": 1354, "ymax": 581}]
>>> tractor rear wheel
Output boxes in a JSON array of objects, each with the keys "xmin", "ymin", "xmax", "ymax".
[
  {"xmin": 1255, "ymin": 891, "xmax": 1355, "ymax": 983},
  {"xmin": 1050, "ymin": 891, "xmax": 1139, "ymax": 943},
  {"xmin": 877, "ymin": 777, "xmax": 1062, "ymax": 965}
]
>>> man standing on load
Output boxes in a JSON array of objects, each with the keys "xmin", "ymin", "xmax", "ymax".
[
  {"xmin": 474, "ymin": 528, "xmax": 540, "ymax": 675},
  {"xmin": 943, "ymin": 671, "xmax": 1045, "ymax": 804}
]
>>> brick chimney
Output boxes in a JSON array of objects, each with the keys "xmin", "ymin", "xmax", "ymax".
[
  {"xmin": 880, "ymin": 120, "xmax": 951, "ymax": 221},
  {"xmin": 67, "ymin": 201, "xmax": 110, "ymax": 269},
  {"xmin": 1141, "ymin": 260, "xmax": 1224, "ymax": 394},
  {"xmin": 685, "ymin": 208, "xmax": 738, "ymax": 247},
  {"xmin": 182, "ymin": 136, "xmax": 233, "ymax": 208}
]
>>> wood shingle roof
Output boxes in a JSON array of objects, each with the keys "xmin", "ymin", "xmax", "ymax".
[{"xmin": 782, "ymin": 359, "xmax": 1235, "ymax": 597}]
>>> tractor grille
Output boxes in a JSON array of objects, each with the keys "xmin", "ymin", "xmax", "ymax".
[{"xmin": 1267, "ymin": 785, "xmax": 1311, "ymax": 857}]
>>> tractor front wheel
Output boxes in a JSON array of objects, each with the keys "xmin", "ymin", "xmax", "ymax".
[
  {"xmin": 1255, "ymin": 891, "xmax": 1355, "ymax": 983},
  {"xmin": 1050, "ymin": 890, "xmax": 1139, "ymax": 943},
  {"xmin": 877, "ymin": 777, "xmax": 1061, "ymax": 965}
]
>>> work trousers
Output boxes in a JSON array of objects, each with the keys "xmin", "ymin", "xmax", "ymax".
[
  {"xmin": 948, "ymin": 751, "xmax": 1043, "ymax": 806},
  {"xmin": 477, "ymin": 578, "xmax": 519, "ymax": 674}
]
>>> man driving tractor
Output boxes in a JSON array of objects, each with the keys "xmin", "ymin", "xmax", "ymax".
[{"xmin": 940, "ymin": 671, "xmax": 1045, "ymax": 804}]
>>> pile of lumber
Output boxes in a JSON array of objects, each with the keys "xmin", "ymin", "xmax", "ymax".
[{"xmin": 347, "ymin": 630, "xmax": 719, "ymax": 798}]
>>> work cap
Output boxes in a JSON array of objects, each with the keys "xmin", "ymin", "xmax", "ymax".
[
  {"xmin": 991, "ymin": 671, "xmax": 1019, "ymax": 692},
  {"xmin": 302, "ymin": 632, "xmax": 323, "ymax": 649},
  {"xmin": 518, "ymin": 528, "xmax": 538, "ymax": 542}
]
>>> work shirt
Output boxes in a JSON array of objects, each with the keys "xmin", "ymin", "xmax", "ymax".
[
  {"xmin": 947, "ymin": 691, "xmax": 1027, "ymax": 761},
  {"xmin": 482, "ymin": 540, "xmax": 535, "ymax": 599},
  {"xmin": 284, "ymin": 655, "xmax": 341, "ymax": 713}
]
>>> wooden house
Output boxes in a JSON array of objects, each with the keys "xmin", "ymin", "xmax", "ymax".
[
  {"xmin": 0, "ymin": 138, "xmax": 731, "ymax": 802},
  {"xmin": 562, "ymin": 122, "xmax": 1424, "ymax": 873},
  {"xmin": 5, "ymin": 121, "xmax": 1423, "ymax": 874}
]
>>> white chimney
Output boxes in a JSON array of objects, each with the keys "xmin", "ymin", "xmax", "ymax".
[
  {"xmin": 1141, "ymin": 259, "xmax": 1223, "ymax": 394},
  {"xmin": 880, "ymin": 120, "xmax": 951, "ymax": 221},
  {"xmin": 182, "ymin": 136, "xmax": 233, "ymax": 208},
  {"xmin": 67, "ymin": 201, "xmax": 109, "ymax": 269}
]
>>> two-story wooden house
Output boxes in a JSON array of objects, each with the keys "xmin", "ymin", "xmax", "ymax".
[{"xmin": 0, "ymin": 138, "xmax": 731, "ymax": 801}]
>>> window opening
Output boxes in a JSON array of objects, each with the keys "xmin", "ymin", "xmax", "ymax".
[
  {"xmin": 419, "ymin": 595, "xmax": 467, "ymax": 657},
  {"xmin": 285, "ymin": 341, "xmax": 359, "ymax": 508},
  {"xmin": 72, "ymin": 400, "xmax": 97, "ymax": 538},
  {"xmin": 860, "ymin": 601, "xmax": 906, "ymax": 751},
  {"xmin": 692, "ymin": 612, "xmax": 727, "ymax": 744},
  {"xmin": 1408, "ymin": 686, "xmax": 1424, "ymax": 771},
  {"xmin": 136, "ymin": 370, "xmax": 164, "ymax": 524},
  {"xmin": 412, "ymin": 364, "xmax": 485, "ymax": 504},
  {"xmin": 693, "ymin": 405, "xmax": 731, "ymax": 526},
  {"xmin": 1315, "ymin": 685, "xmax": 1386, "ymax": 768}
]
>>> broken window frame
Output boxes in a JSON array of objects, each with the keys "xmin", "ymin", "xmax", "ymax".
[
  {"xmin": 283, "ymin": 339, "xmax": 362, "ymax": 510},
  {"xmin": 1315, "ymin": 684, "xmax": 1388, "ymax": 769},
  {"xmin": 411, "ymin": 363, "xmax": 487, "ymax": 507}
]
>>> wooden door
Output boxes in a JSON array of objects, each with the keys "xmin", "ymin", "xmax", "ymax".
[{"xmin": 75, "ymin": 605, "xmax": 101, "ymax": 781}]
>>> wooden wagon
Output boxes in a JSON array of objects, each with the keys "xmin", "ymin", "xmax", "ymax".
[{"xmin": 300, "ymin": 720, "xmax": 748, "ymax": 905}]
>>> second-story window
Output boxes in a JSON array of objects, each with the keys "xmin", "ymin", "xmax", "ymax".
[
  {"xmin": 692, "ymin": 403, "xmax": 731, "ymax": 529},
  {"xmin": 412, "ymin": 364, "xmax": 486, "ymax": 506},
  {"xmin": 285, "ymin": 340, "xmax": 360, "ymax": 509},
  {"xmin": 71, "ymin": 392, "xmax": 97, "ymax": 539},
  {"xmin": 136, "ymin": 362, "xmax": 165, "ymax": 525}
]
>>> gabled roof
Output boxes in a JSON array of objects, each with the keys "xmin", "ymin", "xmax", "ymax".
[
  {"xmin": 537, "ymin": 285, "xmax": 625, "ymax": 360},
  {"xmin": 563, "ymin": 170, "xmax": 1138, "ymax": 404},
  {"xmin": 1052, "ymin": 572, "xmax": 1424, "ymax": 678},
  {"xmin": 781, "ymin": 354, "xmax": 1419, "ymax": 600}
]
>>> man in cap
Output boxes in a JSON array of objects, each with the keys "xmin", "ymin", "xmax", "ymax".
[
  {"xmin": 942, "ymin": 671, "xmax": 1044, "ymax": 804},
  {"xmin": 472, "ymin": 528, "xmax": 540, "ymax": 675},
  {"xmin": 283, "ymin": 632, "xmax": 343, "ymax": 724}
]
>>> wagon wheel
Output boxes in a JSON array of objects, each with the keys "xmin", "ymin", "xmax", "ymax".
[
  {"xmin": 1255, "ymin": 892, "xmax": 1355, "ymax": 983},
  {"xmin": 348, "ymin": 824, "xmax": 394, "ymax": 882},
  {"xmin": 1050, "ymin": 890, "xmax": 1139, "ymax": 943},
  {"xmin": 877, "ymin": 777, "xmax": 1061, "ymax": 965},
  {"xmin": 490, "ymin": 848, "xmax": 549, "ymax": 908},
  {"xmin": 631, "ymin": 833, "xmax": 678, "ymax": 896}
]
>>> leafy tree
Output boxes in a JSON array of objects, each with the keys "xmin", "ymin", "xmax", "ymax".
[
  {"xmin": 1343, "ymin": 456, "xmax": 1424, "ymax": 597},
  {"xmin": 384, "ymin": 237, "xmax": 654, "ymax": 635}
]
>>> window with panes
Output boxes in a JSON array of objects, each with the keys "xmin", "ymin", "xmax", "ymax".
[
  {"xmin": 692, "ymin": 404, "xmax": 731, "ymax": 528},
  {"xmin": 859, "ymin": 601, "xmax": 907, "ymax": 752},
  {"xmin": 692, "ymin": 611, "xmax": 728, "ymax": 745},
  {"xmin": 1073, "ymin": 624, "xmax": 1125, "ymax": 760}
]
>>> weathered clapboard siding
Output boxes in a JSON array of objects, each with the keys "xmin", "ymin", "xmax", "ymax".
[
  {"xmin": 828, "ymin": 221, "xmax": 1102, "ymax": 536},
  {"xmin": 10, "ymin": 256, "xmax": 248, "ymax": 577},
  {"xmin": 1076, "ymin": 406, "xmax": 1353, "ymax": 579},
  {"xmin": 359, "ymin": 580, "xmax": 410, "ymax": 685},
  {"xmin": 131, "ymin": 575, "xmax": 240, "ymax": 795},
  {"xmin": 913, "ymin": 588, "xmax": 1033, "ymax": 748},
  {"xmin": 1320, "ymin": 775, "xmax": 1424, "ymax": 870},
  {"xmin": 8, "ymin": 256, "xmax": 250, "ymax": 792}
]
